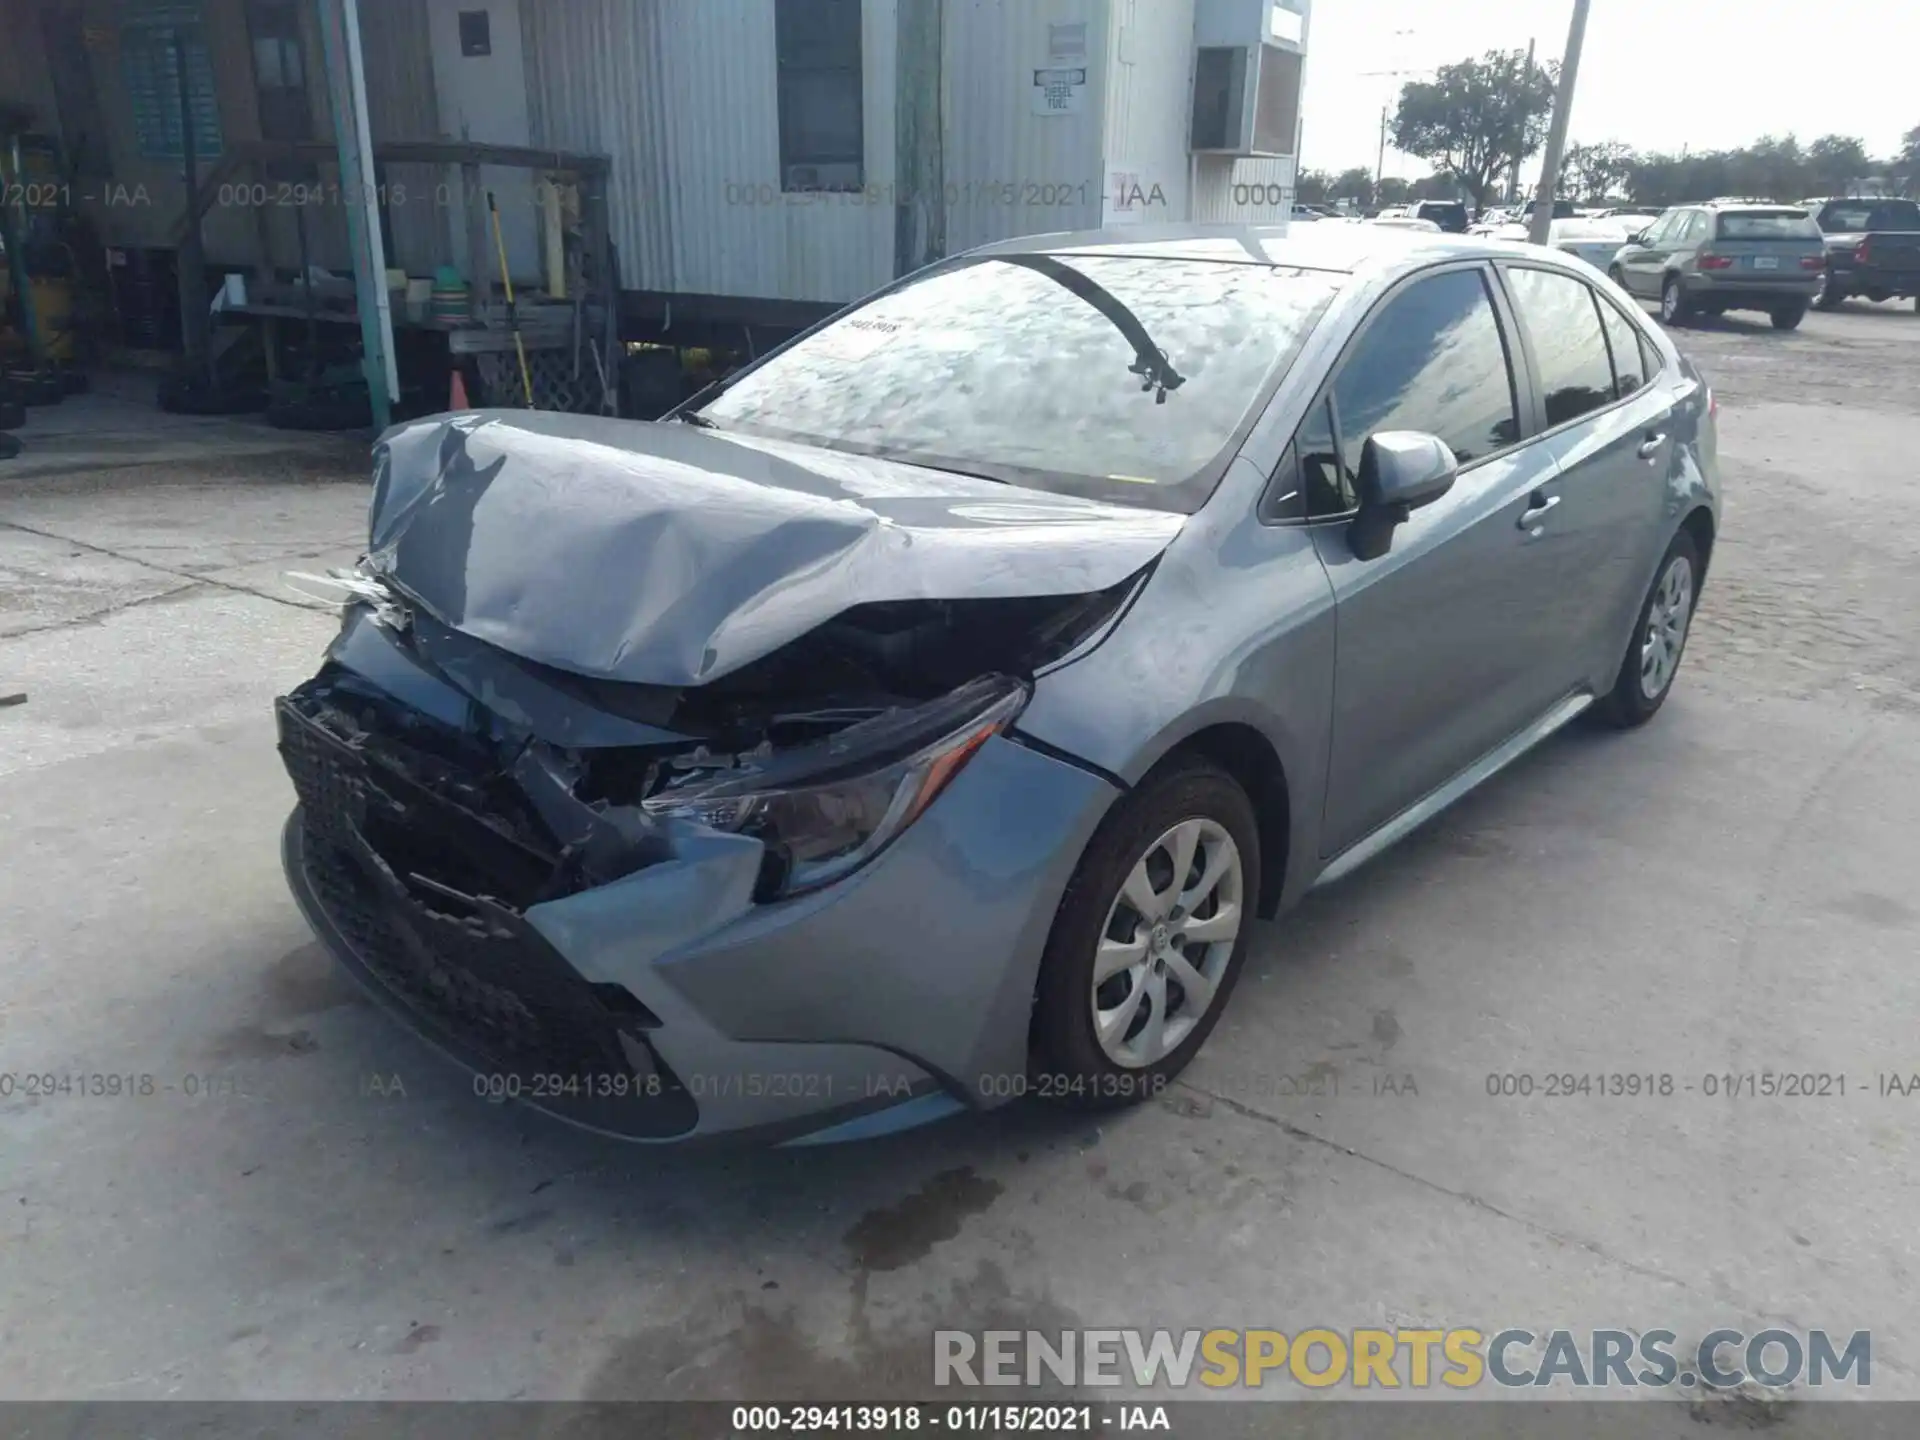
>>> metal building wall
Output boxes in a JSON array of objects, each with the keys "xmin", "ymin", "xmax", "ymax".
[
  {"xmin": 1097, "ymin": 0, "xmax": 1191, "ymax": 227},
  {"xmin": 939, "ymin": 0, "xmax": 1105, "ymax": 256},
  {"xmin": 357, "ymin": 0, "xmax": 451, "ymax": 275},
  {"xmin": 522, "ymin": 0, "xmax": 897, "ymax": 306},
  {"xmin": 1190, "ymin": 154, "xmax": 1296, "ymax": 222}
]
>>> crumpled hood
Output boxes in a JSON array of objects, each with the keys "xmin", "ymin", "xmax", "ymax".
[{"xmin": 365, "ymin": 410, "xmax": 1184, "ymax": 687}]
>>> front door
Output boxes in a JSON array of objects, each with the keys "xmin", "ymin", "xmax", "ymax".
[
  {"xmin": 1305, "ymin": 264, "xmax": 1565, "ymax": 857},
  {"xmin": 1619, "ymin": 209, "xmax": 1683, "ymax": 297}
]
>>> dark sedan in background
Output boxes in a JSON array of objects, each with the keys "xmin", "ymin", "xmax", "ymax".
[
  {"xmin": 1802, "ymin": 196, "xmax": 1920, "ymax": 311},
  {"xmin": 276, "ymin": 225, "xmax": 1719, "ymax": 1145}
]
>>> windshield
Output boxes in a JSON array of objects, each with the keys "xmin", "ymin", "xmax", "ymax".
[
  {"xmin": 695, "ymin": 254, "xmax": 1343, "ymax": 513},
  {"xmin": 1717, "ymin": 211, "xmax": 1821, "ymax": 240},
  {"xmin": 1822, "ymin": 200, "xmax": 1920, "ymax": 232}
]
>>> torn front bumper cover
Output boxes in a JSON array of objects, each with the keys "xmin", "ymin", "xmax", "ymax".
[{"xmin": 275, "ymin": 629, "xmax": 1120, "ymax": 1145}]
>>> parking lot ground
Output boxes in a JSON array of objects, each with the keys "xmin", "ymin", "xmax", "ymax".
[{"xmin": 3, "ymin": 304, "xmax": 1919, "ymax": 1413}]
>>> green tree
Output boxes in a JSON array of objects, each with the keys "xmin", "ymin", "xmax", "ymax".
[
  {"xmin": 1329, "ymin": 167, "xmax": 1376, "ymax": 207},
  {"xmin": 1900, "ymin": 126, "xmax": 1920, "ymax": 196},
  {"xmin": 1375, "ymin": 177, "xmax": 1412, "ymax": 206},
  {"xmin": 1804, "ymin": 134, "xmax": 1869, "ymax": 197},
  {"xmin": 1560, "ymin": 140, "xmax": 1636, "ymax": 201},
  {"xmin": 1295, "ymin": 169, "xmax": 1334, "ymax": 205},
  {"xmin": 1390, "ymin": 49, "xmax": 1557, "ymax": 208}
]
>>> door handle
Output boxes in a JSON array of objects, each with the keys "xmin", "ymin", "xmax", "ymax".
[
  {"xmin": 1638, "ymin": 433, "xmax": 1668, "ymax": 459},
  {"xmin": 1517, "ymin": 493, "xmax": 1561, "ymax": 530}
]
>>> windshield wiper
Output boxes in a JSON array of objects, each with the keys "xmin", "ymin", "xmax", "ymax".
[
  {"xmin": 675, "ymin": 410, "xmax": 719, "ymax": 429},
  {"xmin": 997, "ymin": 255, "xmax": 1187, "ymax": 403}
]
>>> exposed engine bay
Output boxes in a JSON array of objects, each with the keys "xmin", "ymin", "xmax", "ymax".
[{"xmin": 279, "ymin": 566, "xmax": 1146, "ymax": 918}]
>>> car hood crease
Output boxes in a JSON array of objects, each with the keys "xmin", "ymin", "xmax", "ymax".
[{"xmin": 365, "ymin": 411, "xmax": 1185, "ymax": 688}]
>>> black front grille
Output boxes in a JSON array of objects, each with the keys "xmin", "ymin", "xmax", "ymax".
[{"xmin": 278, "ymin": 695, "xmax": 696, "ymax": 1138}]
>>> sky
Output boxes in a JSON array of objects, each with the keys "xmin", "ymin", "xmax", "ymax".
[{"xmin": 1301, "ymin": 0, "xmax": 1919, "ymax": 182}]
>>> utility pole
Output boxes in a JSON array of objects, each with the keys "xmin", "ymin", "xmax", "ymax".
[
  {"xmin": 1375, "ymin": 105, "xmax": 1388, "ymax": 192},
  {"xmin": 1507, "ymin": 37, "xmax": 1534, "ymax": 204},
  {"xmin": 1528, "ymin": 0, "xmax": 1589, "ymax": 245},
  {"xmin": 893, "ymin": 0, "xmax": 945, "ymax": 278}
]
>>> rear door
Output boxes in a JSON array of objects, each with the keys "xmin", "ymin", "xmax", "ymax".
[
  {"xmin": 1305, "ymin": 264, "xmax": 1567, "ymax": 856},
  {"xmin": 1495, "ymin": 263, "xmax": 1678, "ymax": 695}
]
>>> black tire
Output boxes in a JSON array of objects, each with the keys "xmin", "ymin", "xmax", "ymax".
[
  {"xmin": 1607, "ymin": 264, "xmax": 1628, "ymax": 291},
  {"xmin": 1031, "ymin": 759, "xmax": 1262, "ymax": 1109},
  {"xmin": 1812, "ymin": 271, "xmax": 1845, "ymax": 310},
  {"xmin": 1659, "ymin": 275, "xmax": 1695, "ymax": 326},
  {"xmin": 1771, "ymin": 302, "xmax": 1807, "ymax": 331},
  {"xmin": 9, "ymin": 373, "xmax": 65, "ymax": 406},
  {"xmin": 0, "ymin": 431, "xmax": 21, "ymax": 461},
  {"xmin": 0, "ymin": 400, "xmax": 24, "ymax": 432},
  {"xmin": 157, "ymin": 377, "xmax": 269, "ymax": 415},
  {"xmin": 1593, "ymin": 528, "xmax": 1702, "ymax": 730}
]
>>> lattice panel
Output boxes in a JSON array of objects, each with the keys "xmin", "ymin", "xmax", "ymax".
[{"xmin": 476, "ymin": 348, "xmax": 606, "ymax": 414}]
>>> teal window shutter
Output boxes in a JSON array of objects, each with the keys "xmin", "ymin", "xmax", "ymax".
[{"xmin": 122, "ymin": 1, "xmax": 224, "ymax": 161}]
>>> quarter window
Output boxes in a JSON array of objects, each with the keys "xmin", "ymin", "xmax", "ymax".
[
  {"xmin": 1597, "ymin": 298, "xmax": 1652, "ymax": 398},
  {"xmin": 1505, "ymin": 267, "xmax": 1616, "ymax": 426},
  {"xmin": 1328, "ymin": 268, "xmax": 1520, "ymax": 482}
]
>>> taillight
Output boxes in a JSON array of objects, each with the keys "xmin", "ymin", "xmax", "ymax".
[
  {"xmin": 1855, "ymin": 240, "xmax": 1871, "ymax": 263},
  {"xmin": 1698, "ymin": 253, "xmax": 1734, "ymax": 270},
  {"xmin": 1800, "ymin": 254, "xmax": 1824, "ymax": 269},
  {"xmin": 1708, "ymin": 389, "xmax": 1718, "ymax": 419}
]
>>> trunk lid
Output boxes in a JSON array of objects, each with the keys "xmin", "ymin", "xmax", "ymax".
[{"xmin": 365, "ymin": 411, "xmax": 1184, "ymax": 688}]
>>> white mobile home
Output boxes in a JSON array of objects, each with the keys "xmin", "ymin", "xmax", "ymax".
[{"xmin": 519, "ymin": 0, "xmax": 1311, "ymax": 331}]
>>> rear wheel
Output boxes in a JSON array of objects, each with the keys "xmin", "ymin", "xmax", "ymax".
[
  {"xmin": 1771, "ymin": 301, "xmax": 1807, "ymax": 331},
  {"xmin": 1594, "ymin": 529, "xmax": 1700, "ymax": 729},
  {"xmin": 1813, "ymin": 270, "xmax": 1845, "ymax": 309},
  {"xmin": 1660, "ymin": 276, "xmax": 1695, "ymax": 326},
  {"xmin": 1031, "ymin": 760, "xmax": 1261, "ymax": 1109}
]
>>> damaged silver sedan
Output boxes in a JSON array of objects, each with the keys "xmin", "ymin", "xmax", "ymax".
[{"xmin": 277, "ymin": 224, "xmax": 1718, "ymax": 1144}]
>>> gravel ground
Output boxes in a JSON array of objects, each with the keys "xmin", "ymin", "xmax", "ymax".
[{"xmin": 3, "ymin": 304, "xmax": 1919, "ymax": 1425}]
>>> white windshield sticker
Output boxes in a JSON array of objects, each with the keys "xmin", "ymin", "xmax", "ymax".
[{"xmin": 809, "ymin": 314, "xmax": 909, "ymax": 363}]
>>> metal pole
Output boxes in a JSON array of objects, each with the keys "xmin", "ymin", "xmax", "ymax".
[
  {"xmin": 1529, "ymin": 0, "xmax": 1589, "ymax": 245},
  {"xmin": 894, "ymin": 0, "xmax": 944, "ymax": 277},
  {"xmin": 316, "ymin": 0, "xmax": 396, "ymax": 429},
  {"xmin": 1375, "ymin": 105, "xmax": 1387, "ymax": 191}
]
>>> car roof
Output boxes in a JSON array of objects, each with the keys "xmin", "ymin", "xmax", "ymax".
[{"xmin": 961, "ymin": 222, "xmax": 1528, "ymax": 281}]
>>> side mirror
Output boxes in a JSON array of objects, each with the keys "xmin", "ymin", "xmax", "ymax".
[
  {"xmin": 1629, "ymin": 229, "xmax": 1649, "ymax": 245},
  {"xmin": 1348, "ymin": 431, "xmax": 1458, "ymax": 559}
]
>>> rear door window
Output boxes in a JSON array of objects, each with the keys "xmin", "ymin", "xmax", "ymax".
[
  {"xmin": 1716, "ymin": 211, "xmax": 1821, "ymax": 240},
  {"xmin": 1328, "ymin": 267, "xmax": 1521, "ymax": 486},
  {"xmin": 1504, "ymin": 266, "xmax": 1616, "ymax": 427}
]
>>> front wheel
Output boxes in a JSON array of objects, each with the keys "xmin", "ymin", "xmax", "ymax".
[
  {"xmin": 1660, "ymin": 276, "xmax": 1694, "ymax": 326},
  {"xmin": 1594, "ymin": 529, "xmax": 1701, "ymax": 729},
  {"xmin": 1031, "ymin": 760, "xmax": 1261, "ymax": 1109},
  {"xmin": 1608, "ymin": 264, "xmax": 1628, "ymax": 291},
  {"xmin": 1771, "ymin": 301, "xmax": 1807, "ymax": 331}
]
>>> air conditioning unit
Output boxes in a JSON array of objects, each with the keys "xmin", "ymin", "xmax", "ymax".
[{"xmin": 1190, "ymin": 0, "xmax": 1307, "ymax": 157}]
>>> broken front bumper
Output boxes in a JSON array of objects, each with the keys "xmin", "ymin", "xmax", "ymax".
[{"xmin": 276, "ymin": 687, "xmax": 1119, "ymax": 1145}]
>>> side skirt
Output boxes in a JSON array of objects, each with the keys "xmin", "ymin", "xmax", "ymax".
[{"xmin": 1311, "ymin": 691, "xmax": 1594, "ymax": 891}]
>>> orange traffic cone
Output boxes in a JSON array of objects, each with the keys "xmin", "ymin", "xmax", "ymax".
[{"xmin": 449, "ymin": 367, "xmax": 470, "ymax": 411}]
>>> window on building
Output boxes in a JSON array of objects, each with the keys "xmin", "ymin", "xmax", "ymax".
[
  {"xmin": 121, "ymin": 3, "xmax": 224, "ymax": 162},
  {"xmin": 1504, "ymin": 266, "xmax": 1616, "ymax": 427},
  {"xmin": 775, "ymin": 0, "xmax": 864, "ymax": 192},
  {"xmin": 1329, "ymin": 268, "xmax": 1520, "ymax": 484},
  {"xmin": 246, "ymin": 0, "xmax": 312, "ymax": 144}
]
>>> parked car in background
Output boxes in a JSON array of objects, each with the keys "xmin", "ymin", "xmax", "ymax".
[
  {"xmin": 1408, "ymin": 200, "xmax": 1470, "ymax": 234},
  {"xmin": 1536, "ymin": 217, "xmax": 1640, "ymax": 271},
  {"xmin": 274, "ymin": 224, "xmax": 1718, "ymax": 1145},
  {"xmin": 1597, "ymin": 206, "xmax": 1663, "ymax": 222},
  {"xmin": 1801, "ymin": 197, "xmax": 1920, "ymax": 311},
  {"xmin": 1609, "ymin": 202, "xmax": 1823, "ymax": 329},
  {"xmin": 1370, "ymin": 215, "xmax": 1442, "ymax": 232}
]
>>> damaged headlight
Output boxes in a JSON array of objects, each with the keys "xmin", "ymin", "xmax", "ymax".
[{"xmin": 641, "ymin": 676, "xmax": 1030, "ymax": 897}]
